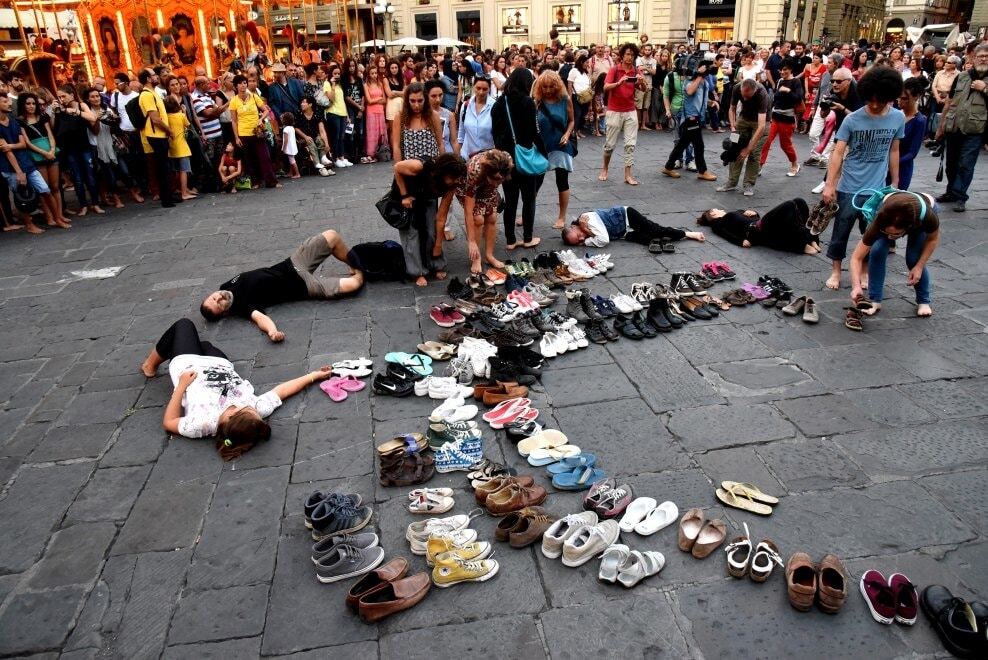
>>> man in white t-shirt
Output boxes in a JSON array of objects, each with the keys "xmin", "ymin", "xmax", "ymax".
[
  {"xmin": 110, "ymin": 73, "xmax": 147, "ymax": 197},
  {"xmin": 635, "ymin": 44, "xmax": 658, "ymax": 129}
]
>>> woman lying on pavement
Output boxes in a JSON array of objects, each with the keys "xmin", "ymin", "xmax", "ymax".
[
  {"xmin": 849, "ymin": 191, "xmax": 939, "ymax": 318},
  {"xmin": 141, "ymin": 318, "xmax": 333, "ymax": 460},
  {"xmin": 561, "ymin": 205, "xmax": 705, "ymax": 247},
  {"xmin": 696, "ymin": 198, "xmax": 822, "ymax": 255}
]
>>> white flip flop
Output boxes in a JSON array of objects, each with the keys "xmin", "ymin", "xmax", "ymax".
[
  {"xmin": 516, "ymin": 429, "xmax": 568, "ymax": 457},
  {"xmin": 332, "ymin": 358, "xmax": 372, "ymax": 370},
  {"xmin": 633, "ymin": 501, "xmax": 679, "ymax": 536},
  {"xmin": 618, "ymin": 497, "xmax": 658, "ymax": 533},
  {"xmin": 333, "ymin": 366, "xmax": 372, "ymax": 378}
]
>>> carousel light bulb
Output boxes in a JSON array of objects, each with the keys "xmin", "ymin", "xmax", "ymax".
[
  {"xmin": 198, "ymin": 9, "xmax": 212, "ymax": 77},
  {"xmin": 156, "ymin": 9, "xmax": 165, "ymax": 29},
  {"xmin": 116, "ymin": 11, "xmax": 133, "ymax": 71},
  {"xmin": 86, "ymin": 13, "xmax": 105, "ymax": 77}
]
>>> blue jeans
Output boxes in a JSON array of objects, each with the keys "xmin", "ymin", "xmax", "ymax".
[
  {"xmin": 61, "ymin": 150, "xmax": 99, "ymax": 208},
  {"xmin": 826, "ymin": 190, "xmax": 866, "ymax": 261},
  {"xmin": 944, "ymin": 132, "xmax": 982, "ymax": 202},
  {"xmin": 326, "ymin": 113, "xmax": 346, "ymax": 161},
  {"xmin": 868, "ymin": 232, "xmax": 931, "ymax": 305}
]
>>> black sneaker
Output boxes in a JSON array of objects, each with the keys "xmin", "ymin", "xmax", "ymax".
[
  {"xmin": 491, "ymin": 328, "xmax": 535, "ymax": 348},
  {"xmin": 670, "ymin": 273, "xmax": 695, "ymax": 296},
  {"xmin": 585, "ymin": 319, "xmax": 609, "ymax": 344},
  {"xmin": 579, "ymin": 290, "xmax": 605, "ymax": 321},
  {"xmin": 497, "ymin": 345, "xmax": 545, "ymax": 369},
  {"xmin": 303, "ymin": 491, "xmax": 363, "ymax": 528},
  {"xmin": 633, "ymin": 311, "xmax": 658, "ymax": 338},
  {"xmin": 372, "ymin": 373, "xmax": 415, "ymax": 397},
  {"xmin": 447, "ymin": 277, "xmax": 472, "ymax": 300},
  {"xmin": 599, "ymin": 318, "xmax": 620, "ymax": 341},
  {"xmin": 531, "ymin": 312, "xmax": 555, "ymax": 334},
  {"xmin": 488, "ymin": 358, "xmax": 536, "ymax": 386},
  {"xmin": 613, "ymin": 314, "xmax": 645, "ymax": 339},
  {"xmin": 646, "ymin": 299, "xmax": 672, "ymax": 332},
  {"xmin": 310, "ymin": 500, "xmax": 373, "ymax": 540},
  {"xmin": 386, "ymin": 362, "xmax": 423, "ymax": 382},
  {"xmin": 510, "ymin": 316, "xmax": 542, "ymax": 338},
  {"xmin": 683, "ymin": 272, "xmax": 708, "ymax": 295},
  {"xmin": 565, "ymin": 291, "xmax": 591, "ymax": 323}
]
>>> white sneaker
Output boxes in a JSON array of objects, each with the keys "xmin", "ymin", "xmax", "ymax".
[
  {"xmin": 429, "ymin": 397, "xmax": 478, "ymax": 424},
  {"xmin": 342, "ymin": 158, "xmax": 354, "ymax": 167},
  {"xmin": 811, "ymin": 181, "xmax": 826, "ymax": 194},
  {"xmin": 611, "ymin": 294, "xmax": 636, "ymax": 314},
  {"xmin": 539, "ymin": 332, "xmax": 559, "ymax": 358},
  {"xmin": 542, "ymin": 511, "xmax": 599, "ymax": 558},
  {"xmin": 335, "ymin": 158, "xmax": 348, "ymax": 169},
  {"xmin": 562, "ymin": 520, "xmax": 621, "ymax": 567},
  {"xmin": 686, "ymin": 161, "xmax": 698, "ymax": 172},
  {"xmin": 414, "ymin": 376, "xmax": 436, "ymax": 397},
  {"xmin": 320, "ymin": 155, "xmax": 332, "ymax": 166},
  {"xmin": 429, "ymin": 377, "xmax": 472, "ymax": 400},
  {"xmin": 557, "ymin": 329, "xmax": 579, "ymax": 352},
  {"xmin": 569, "ymin": 326, "xmax": 589, "ymax": 348}
]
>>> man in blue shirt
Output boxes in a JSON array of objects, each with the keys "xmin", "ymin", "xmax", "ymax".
[
  {"xmin": 267, "ymin": 63, "xmax": 303, "ymax": 117},
  {"xmin": 822, "ymin": 66, "xmax": 904, "ymax": 290},
  {"xmin": 0, "ymin": 94, "xmax": 58, "ymax": 233},
  {"xmin": 661, "ymin": 61, "xmax": 718, "ymax": 182}
]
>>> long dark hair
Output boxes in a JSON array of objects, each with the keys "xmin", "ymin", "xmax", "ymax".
[
  {"xmin": 424, "ymin": 152, "xmax": 467, "ymax": 194},
  {"xmin": 502, "ymin": 67, "xmax": 535, "ymax": 98},
  {"xmin": 399, "ymin": 82, "xmax": 442, "ymax": 146}
]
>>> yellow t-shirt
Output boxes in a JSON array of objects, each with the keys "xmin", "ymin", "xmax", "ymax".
[
  {"xmin": 327, "ymin": 82, "xmax": 347, "ymax": 117},
  {"xmin": 229, "ymin": 93, "xmax": 264, "ymax": 137},
  {"xmin": 139, "ymin": 89, "xmax": 167, "ymax": 140},
  {"xmin": 167, "ymin": 112, "xmax": 191, "ymax": 158}
]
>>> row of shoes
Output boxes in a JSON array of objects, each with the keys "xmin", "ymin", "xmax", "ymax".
[
  {"xmin": 376, "ymin": 433, "xmax": 435, "ymax": 487},
  {"xmin": 406, "ymin": 512, "xmax": 501, "ymax": 588}
]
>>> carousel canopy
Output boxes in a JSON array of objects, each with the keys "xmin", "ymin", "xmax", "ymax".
[{"xmin": 0, "ymin": 8, "xmax": 76, "ymax": 32}]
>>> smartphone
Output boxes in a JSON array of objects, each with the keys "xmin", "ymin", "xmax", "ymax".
[{"xmin": 625, "ymin": 76, "xmax": 638, "ymax": 83}]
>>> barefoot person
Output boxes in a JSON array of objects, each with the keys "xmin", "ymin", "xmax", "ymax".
[
  {"xmin": 200, "ymin": 229, "xmax": 363, "ymax": 341},
  {"xmin": 562, "ymin": 205, "xmax": 705, "ymax": 247},
  {"xmin": 141, "ymin": 318, "xmax": 334, "ymax": 460},
  {"xmin": 443, "ymin": 149, "xmax": 513, "ymax": 275},
  {"xmin": 849, "ymin": 191, "xmax": 939, "ymax": 318},
  {"xmin": 599, "ymin": 43, "xmax": 647, "ymax": 185},
  {"xmin": 696, "ymin": 198, "xmax": 821, "ymax": 254}
]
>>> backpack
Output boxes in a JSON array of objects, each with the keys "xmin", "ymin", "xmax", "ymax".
[
  {"xmin": 125, "ymin": 92, "xmax": 150, "ymax": 131},
  {"xmin": 346, "ymin": 241, "xmax": 406, "ymax": 282}
]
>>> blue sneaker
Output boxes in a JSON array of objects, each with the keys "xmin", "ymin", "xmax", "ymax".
[{"xmin": 435, "ymin": 441, "xmax": 481, "ymax": 473}]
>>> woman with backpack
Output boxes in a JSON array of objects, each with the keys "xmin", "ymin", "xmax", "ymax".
[
  {"xmin": 53, "ymin": 85, "xmax": 103, "ymax": 216},
  {"xmin": 533, "ymin": 70, "xmax": 575, "ymax": 231},
  {"xmin": 492, "ymin": 68, "xmax": 546, "ymax": 250}
]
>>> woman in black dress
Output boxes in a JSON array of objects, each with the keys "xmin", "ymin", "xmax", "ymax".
[{"xmin": 697, "ymin": 198, "xmax": 821, "ymax": 254}]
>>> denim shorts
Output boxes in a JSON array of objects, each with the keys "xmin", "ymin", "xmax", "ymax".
[
  {"xmin": 171, "ymin": 157, "xmax": 191, "ymax": 173},
  {"xmin": 2, "ymin": 169, "xmax": 51, "ymax": 195}
]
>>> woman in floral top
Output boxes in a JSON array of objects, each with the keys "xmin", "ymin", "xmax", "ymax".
[{"xmin": 141, "ymin": 319, "xmax": 333, "ymax": 460}]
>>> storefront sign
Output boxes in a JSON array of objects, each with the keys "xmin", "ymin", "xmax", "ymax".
[
  {"xmin": 607, "ymin": 1, "xmax": 639, "ymax": 32},
  {"xmin": 696, "ymin": 0, "xmax": 736, "ymax": 17},
  {"xmin": 552, "ymin": 4, "xmax": 582, "ymax": 33}
]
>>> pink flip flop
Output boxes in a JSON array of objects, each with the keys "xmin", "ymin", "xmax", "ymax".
[
  {"xmin": 741, "ymin": 283, "xmax": 769, "ymax": 300},
  {"xmin": 320, "ymin": 377, "xmax": 348, "ymax": 402},
  {"xmin": 336, "ymin": 375, "xmax": 366, "ymax": 392}
]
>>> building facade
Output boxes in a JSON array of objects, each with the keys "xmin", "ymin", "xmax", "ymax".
[{"xmin": 973, "ymin": 0, "xmax": 988, "ymax": 39}]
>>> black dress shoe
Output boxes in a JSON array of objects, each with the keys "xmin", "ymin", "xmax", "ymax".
[
  {"xmin": 646, "ymin": 299, "xmax": 672, "ymax": 332},
  {"xmin": 935, "ymin": 193, "xmax": 957, "ymax": 203},
  {"xmin": 632, "ymin": 311, "xmax": 658, "ymax": 338},
  {"xmin": 921, "ymin": 585, "xmax": 982, "ymax": 658},
  {"xmin": 613, "ymin": 314, "xmax": 644, "ymax": 339}
]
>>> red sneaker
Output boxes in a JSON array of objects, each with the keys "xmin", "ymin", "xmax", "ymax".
[
  {"xmin": 860, "ymin": 569, "xmax": 896, "ymax": 624},
  {"xmin": 889, "ymin": 572, "xmax": 918, "ymax": 626}
]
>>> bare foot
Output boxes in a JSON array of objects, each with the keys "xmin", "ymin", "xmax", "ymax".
[
  {"xmin": 860, "ymin": 278, "xmax": 869, "ymax": 289},
  {"xmin": 3, "ymin": 223, "xmax": 24, "ymax": 232},
  {"xmin": 114, "ymin": 199, "xmax": 124, "ymax": 209},
  {"xmin": 553, "ymin": 219, "xmax": 565, "ymax": 230},
  {"xmin": 91, "ymin": 206, "xmax": 105, "ymax": 214},
  {"xmin": 290, "ymin": 175, "xmax": 301, "ymax": 179},
  {"xmin": 486, "ymin": 257, "xmax": 505, "ymax": 269},
  {"xmin": 505, "ymin": 243, "xmax": 519, "ymax": 251},
  {"xmin": 414, "ymin": 276, "xmax": 428, "ymax": 287},
  {"xmin": 522, "ymin": 238, "xmax": 541, "ymax": 248},
  {"xmin": 140, "ymin": 359, "xmax": 156, "ymax": 377},
  {"xmin": 804, "ymin": 245, "xmax": 817, "ymax": 254},
  {"xmin": 52, "ymin": 220, "xmax": 71, "ymax": 229},
  {"xmin": 598, "ymin": 171, "xmax": 608, "ymax": 181},
  {"xmin": 859, "ymin": 302, "xmax": 881, "ymax": 316},
  {"xmin": 435, "ymin": 271, "xmax": 447, "ymax": 281},
  {"xmin": 825, "ymin": 273, "xmax": 841, "ymax": 290},
  {"xmin": 130, "ymin": 191, "xmax": 145, "ymax": 203},
  {"xmin": 77, "ymin": 207, "xmax": 88, "ymax": 217},
  {"xmin": 470, "ymin": 258, "xmax": 482, "ymax": 274},
  {"xmin": 625, "ymin": 177, "xmax": 640, "ymax": 186},
  {"xmin": 515, "ymin": 217, "xmax": 522, "ymax": 227},
  {"xmin": 181, "ymin": 195, "xmax": 197, "ymax": 201},
  {"xmin": 25, "ymin": 224, "xmax": 45, "ymax": 234},
  {"xmin": 917, "ymin": 304, "xmax": 932, "ymax": 317}
]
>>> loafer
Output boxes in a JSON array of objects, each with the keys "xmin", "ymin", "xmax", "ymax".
[
  {"xmin": 785, "ymin": 552, "xmax": 818, "ymax": 612},
  {"xmin": 817, "ymin": 554, "xmax": 849, "ymax": 613},
  {"xmin": 357, "ymin": 571, "xmax": 432, "ymax": 623},
  {"xmin": 345, "ymin": 556, "xmax": 408, "ymax": 610},
  {"xmin": 921, "ymin": 585, "xmax": 983, "ymax": 658}
]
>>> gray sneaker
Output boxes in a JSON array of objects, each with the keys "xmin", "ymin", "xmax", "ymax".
[
  {"xmin": 310, "ymin": 502, "xmax": 373, "ymax": 540},
  {"xmin": 315, "ymin": 544, "xmax": 385, "ymax": 583},
  {"xmin": 311, "ymin": 531, "xmax": 380, "ymax": 564},
  {"xmin": 742, "ymin": 184, "xmax": 755, "ymax": 196},
  {"xmin": 716, "ymin": 183, "xmax": 738, "ymax": 192},
  {"xmin": 953, "ymin": 202, "xmax": 966, "ymax": 212}
]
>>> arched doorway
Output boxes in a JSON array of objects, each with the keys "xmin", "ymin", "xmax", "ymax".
[{"xmin": 885, "ymin": 17, "xmax": 905, "ymax": 44}]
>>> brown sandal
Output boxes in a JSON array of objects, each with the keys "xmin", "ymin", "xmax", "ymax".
[
  {"xmin": 844, "ymin": 308, "xmax": 863, "ymax": 331},
  {"xmin": 376, "ymin": 433, "xmax": 427, "ymax": 457},
  {"xmin": 379, "ymin": 453, "xmax": 435, "ymax": 487}
]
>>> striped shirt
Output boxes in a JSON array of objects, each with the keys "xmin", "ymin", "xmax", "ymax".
[{"xmin": 191, "ymin": 90, "xmax": 223, "ymax": 140}]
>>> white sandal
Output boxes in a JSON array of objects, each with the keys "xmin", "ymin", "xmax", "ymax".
[
  {"xmin": 749, "ymin": 539, "xmax": 784, "ymax": 582},
  {"xmin": 408, "ymin": 491, "xmax": 455, "ymax": 514},
  {"xmin": 408, "ymin": 487, "xmax": 454, "ymax": 501},
  {"xmin": 616, "ymin": 550, "xmax": 665, "ymax": 588},
  {"xmin": 724, "ymin": 522, "xmax": 752, "ymax": 578},
  {"xmin": 633, "ymin": 501, "xmax": 679, "ymax": 536},
  {"xmin": 598, "ymin": 544, "xmax": 630, "ymax": 583}
]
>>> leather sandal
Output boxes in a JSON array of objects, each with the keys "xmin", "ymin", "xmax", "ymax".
[
  {"xmin": 749, "ymin": 539, "xmax": 784, "ymax": 583},
  {"xmin": 678, "ymin": 508, "xmax": 705, "ymax": 552},
  {"xmin": 844, "ymin": 308, "xmax": 863, "ymax": 331},
  {"xmin": 691, "ymin": 518, "xmax": 727, "ymax": 559},
  {"xmin": 379, "ymin": 454, "xmax": 435, "ymax": 487},
  {"xmin": 724, "ymin": 522, "xmax": 752, "ymax": 578}
]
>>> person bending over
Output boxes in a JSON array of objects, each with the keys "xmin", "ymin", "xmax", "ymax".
[
  {"xmin": 141, "ymin": 318, "xmax": 334, "ymax": 460},
  {"xmin": 200, "ymin": 229, "xmax": 363, "ymax": 341},
  {"xmin": 849, "ymin": 191, "xmax": 939, "ymax": 318},
  {"xmin": 562, "ymin": 205, "xmax": 705, "ymax": 247},
  {"xmin": 696, "ymin": 198, "xmax": 821, "ymax": 254}
]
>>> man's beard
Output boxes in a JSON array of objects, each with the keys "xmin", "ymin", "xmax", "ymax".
[
  {"xmin": 974, "ymin": 64, "xmax": 988, "ymax": 79},
  {"xmin": 218, "ymin": 290, "xmax": 233, "ymax": 308}
]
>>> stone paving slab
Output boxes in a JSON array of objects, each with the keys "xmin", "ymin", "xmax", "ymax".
[{"xmin": 0, "ymin": 128, "xmax": 984, "ymax": 659}]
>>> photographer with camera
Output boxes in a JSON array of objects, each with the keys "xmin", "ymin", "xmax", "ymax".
[
  {"xmin": 599, "ymin": 43, "xmax": 647, "ymax": 186},
  {"xmin": 660, "ymin": 58, "xmax": 718, "ymax": 183}
]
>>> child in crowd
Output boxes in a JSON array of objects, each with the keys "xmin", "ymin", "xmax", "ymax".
[
  {"xmin": 164, "ymin": 96, "xmax": 196, "ymax": 201},
  {"xmin": 218, "ymin": 142, "xmax": 243, "ymax": 193},
  {"xmin": 805, "ymin": 100, "xmax": 836, "ymax": 166},
  {"xmin": 562, "ymin": 205, "xmax": 705, "ymax": 248},
  {"xmin": 280, "ymin": 112, "xmax": 300, "ymax": 179}
]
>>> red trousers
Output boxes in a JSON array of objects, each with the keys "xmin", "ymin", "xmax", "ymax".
[{"xmin": 760, "ymin": 119, "xmax": 798, "ymax": 166}]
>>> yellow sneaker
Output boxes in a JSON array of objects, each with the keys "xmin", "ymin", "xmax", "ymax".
[
  {"xmin": 425, "ymin": 533, "xmax": 491, "ymax": 567},
  {"xmin": 431, "ymin": 554, "xmax": 500, "ymax": 588}
]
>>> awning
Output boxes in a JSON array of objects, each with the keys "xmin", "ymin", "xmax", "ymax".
[{"xmin": 0, "ymin": 8, "xmax": 77, "ymax": 33}]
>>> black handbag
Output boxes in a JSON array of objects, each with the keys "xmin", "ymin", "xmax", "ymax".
[
  {"xmin": 375, "ymin": 190, "xmax": 412, "ymax": 230},
  {"xmin": 935, "ymin": 150, "xmax": 944, "ymax": 183}
]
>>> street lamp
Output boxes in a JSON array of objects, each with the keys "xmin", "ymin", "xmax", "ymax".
[{"xmin": 373, "ymin": 0, "xmax": 395, "ymax": 53}]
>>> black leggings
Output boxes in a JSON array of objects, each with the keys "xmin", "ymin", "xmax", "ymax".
[
  {"xmin": 155, "ymin": 318, "xmax": 227, "ymax": 361},
  {"xmin": 624, "ymin": 207, "xmax": 686, "ymax": 245},
  {"xmin": 502, "ymin": 170, "xmax": 545, "ymax": 244},
  {"xmin": 664, "ymin": 116, "xmax": 707, "ymax": 173},
  {"xmin": 553, "ymin": 169, "xmax": 570, "ymax": 193}
]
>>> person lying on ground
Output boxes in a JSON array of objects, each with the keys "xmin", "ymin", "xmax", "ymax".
[
  {"xmin": 141, "ymin": 318, "xmax": 334, "ymax": 460},
  {"xmin": 696, "ymin": 198, "xmax": 822, "ymax": 254},
  {"xmin": 200, "ymin": 229, "xmax": 363, "ymax": 341},
  {"xmin": 561, "ymin": 205, "xmax": 705, "ymax": 248}
]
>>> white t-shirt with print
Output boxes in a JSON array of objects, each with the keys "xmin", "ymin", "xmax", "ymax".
[{"xmin": 168, "ymin": 354, "xmax": 281, "ymax": 439}]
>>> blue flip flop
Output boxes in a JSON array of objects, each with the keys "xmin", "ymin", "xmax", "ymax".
[
  {"xmin": 384, "ymin": 352, "xmax": 433, "ymax": 376},
  {"xmin": 546, "ymin": 453, "xmax": 598, "ymax": 475},
  {"xmin": 552, "ymin": 466, "xmax": 607, "ymax": 491}
]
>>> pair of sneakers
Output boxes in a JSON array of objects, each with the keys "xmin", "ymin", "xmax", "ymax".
[
  {"xmin": 457, "ymin": 337, "xmax": 498, "ymax": 378},
  {"xmin": 333, "ymin": 157, "xmax": 354, "ymax": 168},
  {"xmin": 610, "ymin": 293, "xmax": 644, "ymax": 314},
  {"xmin": 434, "ymin": 436, "xmax": 483, "ymax": 473},
  {"xmin": 539, "ymin": 327, "xmax": 589, "ymax": 358},
  {"xmin": 557, "ymin": 251, "xmax": 599, "ymax": 279},
  {"xmin": 414, "ymin": 376, "xmax": 474, "ymax": 400},
  {"xmin": 583, "ymin": 252, "xmax": 614, "ymax": 271}
]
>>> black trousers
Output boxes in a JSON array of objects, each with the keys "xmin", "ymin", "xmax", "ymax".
[
  {"xmin": 502, "ymin": 170, "xmax": 544, "ymax": 244},
  {"xmin": 146, "ymin": 136, "xmax": 174, "ymax": 206},
  {"xmin": 665, "ymin": 116, "xmax": 707, "ymax": 173},
  {"xmin": 624, "ymin": 207, "xmax": 686, "ymax": 245},
  {"xmin": 155, "ymin": 319, "xmax": 227, "ymax": 361}
]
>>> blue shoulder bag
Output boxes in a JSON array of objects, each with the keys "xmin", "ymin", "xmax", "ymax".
[{"xmin": 505, "ymin": 99, "xmax": 548, "ymax": 176}]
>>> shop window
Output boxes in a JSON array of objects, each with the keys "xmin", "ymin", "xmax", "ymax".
[
  {"xmin": 456, "ymin": 10, "xmax": 481, "ymax": 50},
  {"xmin": 415, "ymin": 13, "xmax": 437, "ymax": 41}
]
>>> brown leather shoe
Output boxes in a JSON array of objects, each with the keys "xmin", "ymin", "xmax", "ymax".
[
  {"xmin": 817, "ymin": 554, "xmax": 849, "ymax": 613},
  {"xmin": 697, "ymin": 171, "xmax": 718, "ymax": 181},
  {"xmin": 678, "ymin": 508, "xmax": 705, "ymax": 552},
  {"xmin": 691, "ymin": 518, "xmax": 727, "ymax": 558},
  {"xmin": 785, "ymin": 552, "xmax": 817, "ymax": 612},
  {"xmin": 473, "ymin": 381, "xmax": 518, "ymax": 401},
  {"xmin": 483, "ymin": 384, "xmax": 529, "ymax": 406},
  {"xmin": 474, "ymin": 475, "xmax": 535, "ymax": 506},
  {"xmin": 345, "ymin": 556, "xmax": 408, "ymax": 611},
  {"xmin": 495, "ymin": 506, "xmax": 546, "ymax": 542},
  {"xmin": 509, "ymin": 511, "xmax": 556, "ymax": 548},
  {"xmin": 486, "ymin": 484, "xmax": 548, "ymax": 516},
  {"xmin": 357, "ymin": 571, "xmax": 431, "ymax": 623}
]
